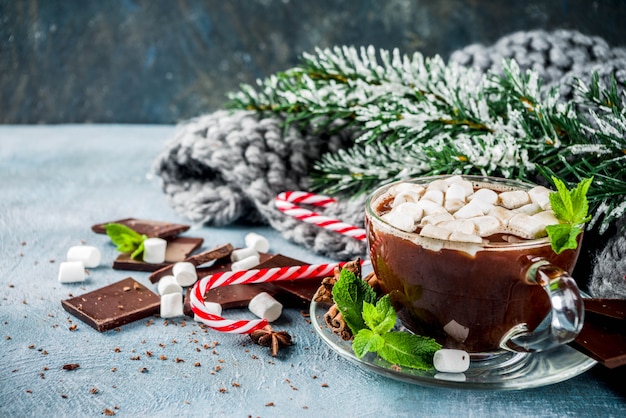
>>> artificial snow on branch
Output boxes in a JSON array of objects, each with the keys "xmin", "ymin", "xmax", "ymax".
[{"xmin": 228, "ymin": 46, "xmax": 626, "ymax": 233}]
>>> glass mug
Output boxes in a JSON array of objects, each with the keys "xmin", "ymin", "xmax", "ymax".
[{"xmin": 364, "ymin": 175, "xmax": 584, "ymax": 358}]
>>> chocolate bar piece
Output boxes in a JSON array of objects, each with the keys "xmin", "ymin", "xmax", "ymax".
[
  {"xmin": 92, "ymin": 218, "xmax": 190, "ymax": 239},
  {"xmin": 61, "ymin": 278, "xmax": 160, "ymax": 332},
  {"xmin": 570, "ymin": 298, "xmax": 626, "ymax": 368},
  {"xmin": 149, "ymin": 243, "xmax": 234, "ymax": 283},
  {"xmin": 183, "ymin": 253, "xmax": 324, "ymax": 316},
  {"xmin": 113, "ymin": 236, "xmax": 204, "ymax": 272}
]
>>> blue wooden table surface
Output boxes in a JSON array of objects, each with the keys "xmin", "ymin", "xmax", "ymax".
[{"xmin": 1, "ymin": 125, "xmax": 625, "ymax": 417}]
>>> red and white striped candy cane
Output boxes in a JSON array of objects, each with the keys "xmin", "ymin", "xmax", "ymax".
[
  {"xmin": 275, "ymin": 191, "xmax": 367, "ymax": 242},
  {"xmin": 190, "ymin": 262, "xmax": 347, "ymax": 334}
]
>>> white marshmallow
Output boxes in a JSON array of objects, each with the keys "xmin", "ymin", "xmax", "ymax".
[
  {"xmin": 470, "ymin": 188, "xmax": 498, "ymax": 205},
  {"xmin": 231, "ymin": 254, "xmax": 261, "ymax": 271},
  {"xmin": 438, "ymin": 219, "xmax": 477, "ymax": 235},
  {"xmin": 143, "ymin": 237, "xmax": 167, "ymax": 264},
  {"xmin": 515, "ymin": 202, "xmax": 542, "ymax": 215},
  {"xmin": 433, "ymin": 349, "xmax": 470, "ymax": 373},
  {"xmin": 248, "ymin": 292, "xmax": 283, "ymax": 322},
  {"xmin": 443, "ymin": 175, "xmax": 466, "ymax": 185},
  {"xmin": 443, "ymin": 320, "xmax": 470, "ymax": 342},
  {"xmin": 393, "ymin": 202, "xmax": 424, "ymax": 223},
  {"xmin": 172, "ymin": 262, "xmax": 198, "ymax": 287},
  {"xmin": 422, "ymin": 190, "xmax": 444, "ymax": 206},
  {"xmin": 471, "ymin": 215, "xmax": 501, "ymax": 237},
  {"xmin": 66, "ymin": 245, "xmax": 101, "ymax": 268},
  {"xmin": 58, "ymin": 261, "xmax": 86, "ymax": 283},
  {"xmin": 426, "ymin": 179, "xmax": 449, "ymax": 192},
  {"xmin": 420, "ymin": 212, "xmax": 455, "ymax": 227},
  {"xmin": 157, "ymin": 275, "xmax": 183, "ymax": 295},
  {"xmin": 445, "ymin": 182, "xmax": 469, "ymax": 203},
  {"xmin": 507, "ymin": 213, "xmax": 547, "ymax": 239},
  {"xmin": 230, "ymin": 247, "xmax": 259, "ymax": 262},
  {"xmin": 444, "ymin": 198, "xmax": 465, "ymax": 214},
  {"xmin": 528, "ymin": 186, "xmax": 552, "ymax": 210},
  {"xmin": 415, "ymin": 199, "xmax": 447, "ymax": 215},
  {"xmin": 531, "ymin": 210, "xmax": 560, "ymax": 227},
  {"xmin": 449, "ymin": 231, "xmax": 483, "ymax": 244},
  {"xmin": 392, "ymin": 190, "xmax": 422, "ymax": 207},
  {"xmin": 419, "ymin": 224, "xmax": 452, "ymax": 241},
  {"xmin": 194, "ymin": 302, "xmax": 223, "ymax": 322},
  {"xmin": 160, "ymin": 292, "xmax": 184, "ymax": 318},
  {"xmin": 454, "ymin": 200, "xmax": 489, "ymax": 219},
  {"xmin": 487, "ymin": 206, "xmax": 516, "ymax": 225},
  {"xmin": 245, "ymin": 232, "xmax": 270, "ymax": 253},
  {"xmin": 382, "ymin": 211, "xmax": 416, "ymax": 233},
  {"xmin": 498, "ymin": 190, "xmax": 531, "ymax": 209}
]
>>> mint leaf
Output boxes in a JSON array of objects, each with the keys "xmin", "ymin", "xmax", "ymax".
[
  {"xmin": 332, "ymin": 269, "xmax": 377, "ymax": 334},
  {"xmin": 547, "ymin": 177, "xmax": 592, "ymax": 254},
  {"xmin": 378, "ymin": 332, "xmax": 442, "ymax": 370},
  {"xmin": 352, "ymin": 329, "xmax": 384, "ymax": 358},
  {"xmin": 546, "ymin": 223, "xmax": 582, "ymax": 253},
  {"xmin": 105, "ymin": 223, "xmax": 147, "ymax": 259},
  {"xmin": 362, "ymin": 296, "xmax": 396, "ymax": 334}
]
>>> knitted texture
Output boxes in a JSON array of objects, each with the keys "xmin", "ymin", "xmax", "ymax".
[
  {"xmin": 154, "ymin": 30, "xmax": 626, "ymax": 297},
  {"xmin": 153, "ymin": 110, "xmax": 367, "ymax": 260}
]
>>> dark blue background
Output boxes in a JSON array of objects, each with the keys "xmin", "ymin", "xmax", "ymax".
[{"xmin": 2, "ymin": 0, "xmax": 626, "ymax": 124}]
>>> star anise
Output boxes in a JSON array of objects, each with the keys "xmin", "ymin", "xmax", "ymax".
[{"xmin": 249, "ymin": 325, "xmax": 293, "ymax": 357}]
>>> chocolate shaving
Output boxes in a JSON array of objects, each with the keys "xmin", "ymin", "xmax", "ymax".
[{"xmin": 149, "ymin": 243, "xmax": 234, "ymax": 283}]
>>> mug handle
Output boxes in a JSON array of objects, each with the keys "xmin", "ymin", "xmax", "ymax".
[{"xmin": 500, "ymin": 255, "xmax": 584, "ymax": 353}]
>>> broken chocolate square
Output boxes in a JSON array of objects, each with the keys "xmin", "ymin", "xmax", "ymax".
[
  {"xmin": 91, "ymin": 218, "xmax": 190, "ymax": 239},
  {"xmin": 61, "ymin": 278, "xmax": 160, "ymax": 332},
  {"xmin": 570, "ymin": 298, "xmax": 626, "ymax": 368},
  {"xmin": 113, "ymin": 236, "xmax": 204, "ymax": 272}
]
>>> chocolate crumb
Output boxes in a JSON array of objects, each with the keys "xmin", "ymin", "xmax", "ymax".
[
  {"xmin": 159, "ymin": 355, "xmax": 167, "ymax": 361},
  {"xmin": 219, "ymin": 388, "xmax": 227, "ymax": 393},
  {"xmin": 130, "ymin": 355, "xmax": 140, "ymax": 360},
  {"xmin": 61, "ymin": 394, "xmax": 68, "ymax": 399},
  {"xmin": 265, "ymin": 402, "xmax": 275, "ymax": 407},
  {"xmin": 113, "ymin": 347, "xmax": 121, "ymax": 353},
  {"xmin": 175, "ymin": 358, "xmax": 184, "ymax": 363},
  {"xmin": 69, "ymin": 324, "xmax": 78, "ymax": 331},
  {"xmin": 321, "ymin": 383, "xmax": 329, "ymax": 387},
  {"xmin": 146, "ymin": 351, "xmax": 153, "ymax": 357},
  {"xmin": 104, "ymin": 408, "xmax": 116, "ymax": 416},
  {"xmin": 62, "ymin": 363, "xmax": 80, "ymax": 371},
  {"xmin": 90, "ymin": 387, "xmax": 99, "ymax": 394},
  {"xmin": 194, "ymin": 362, "xmax": 201, "ymax": 367},
  {"xmin": 139, "ymin": 367, "xmax": 148, "ymax": 373},
  {"xmin": 232, "ymin": 382, "xmax": 240, "ymax": 387}
]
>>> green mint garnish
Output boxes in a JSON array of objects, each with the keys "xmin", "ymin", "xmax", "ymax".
[
  {"xmin": 332, "ymin": 269, "xmax": 377, "ymax": 334},
  {"xmin": 105, "ymin": 223, "xmax": 147, "ymax": 260},
  {"xmin": 546, "ymin": 176, "xmax": 593, "ymax": 254},
  {"xmin": 332, "ymin": 269, "xmax": 441, "ymax": 370}
]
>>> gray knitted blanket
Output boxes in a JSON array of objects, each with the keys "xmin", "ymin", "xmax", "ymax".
[{"xmin": 153, "ymin": 30, "xmax": 626, "ymax": 299}]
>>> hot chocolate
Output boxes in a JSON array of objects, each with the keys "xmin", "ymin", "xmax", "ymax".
[{"xmin": 365, "ymin": 175, "xmax": 582, "ymax": 354}]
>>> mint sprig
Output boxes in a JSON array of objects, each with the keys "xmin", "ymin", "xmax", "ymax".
[
  {"xmin": 332, "ymin": 269, "xmax": 441, "ymax": 370},
  {"xmin": 105, "ymin": 223, "xmax": 147, "ymax": 260},
  {"xmin": 546, "ymin": 177, "xmax": 593, "ymax": 254}
]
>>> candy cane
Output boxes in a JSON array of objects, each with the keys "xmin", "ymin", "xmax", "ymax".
[
  {"xmin": 275, "ymin": 191, "xmax": 367, "ymax": 242},
  {"xmin": 190, "ymin": 262, "xmax": 347, "ymax": 334}
]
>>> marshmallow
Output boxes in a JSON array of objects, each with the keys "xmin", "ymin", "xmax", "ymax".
[
  {"xmin": 507, "ymin": 213, "xmax": 548, "ymax": 239},
  {"xmin": 528, "ymin": 186, "xmax": 552, "ymax": 210},
  {"xmin": 470, "ymin": 188, "xmax": 498, "ymax": 205},
  {"xmin": 426, "ymin": 179, "xmax": 449, "ymax": 192},
  {"xmin": 248, "ymin": 292, "xmax": 283, "ymax": 322},
  {"xmin": 433, "ymin": 349, "xmax": 470, "ymax": 373},
  {"xmin": 420, "ymin": 212, "xmax": 455, "ymax": 227},
  {"xmin": 415, "ymin": 199, "xmax": 447, "ymax": 215},
  {"xmin": 449, "ymin": 231, "xmax": 483, "ymax": 244},
  {"xmin": 515, "ymin": 202, "xmax": 542, "ymax": 215},
  {"xmin": 230, "ymin": 247, "xmax": 259, "ymax": 262},
  {"xmin": 172, "ymin": 262, "xmax": 197, "ymax": 287},
  {"xmin": 471, "ymin": 215, "xmax": 501, "ymax": 237},
  {"xmin": 143, "ymin": 237, "xmax": 167, "ymax": 264},
  {"xmin": 498, "ymin": 190, "xmax": 531, "ymax": 209},
  {"xmin": 392, "ymin": 190, "xmax": 422, "ymax": 207},
  {"xmin": 382, "ymin": 211, "xmax": 416, "ymax": 233},
  {"xmin": 419, "ymin": 224, "xmax": 452, "ymax": 241},
  {"xmin": 245, "ymin": 232, "xmax": 270, "ymax": 253},
  {"xmin": 157, "ymin": 275, "xmax": 183, "ymax": 295},
  {"xmin": 58, "ymin": 261, "xmax": 86, "ymax": 283},
  {"xmin": 160, "ymin": 292, "xmax": 184, "ymax": 318},
  {"xmin": 454, "ymin": 200, "xmax": 489, "ymax": 219},
  {"xmin": 422, "ymin": 189, "xmax": 444, "ymax": 206},
  {"xmin": 194, "ymin": 302, "xmax": 223, "ymax": 322},
  {"xmin": 393, "ymin": 202, "xmax": 425, "ymax": 223},
  {"xmin": 66, "ymin": 245, "xmax": 101, "ymax": 268},
  {"xmin": 531, "ymin": 210, "xmax": 559, "ymax": 227},
  {"xmin": 231, "ymin": 254, "xmax": 261, "ymax": 271}
]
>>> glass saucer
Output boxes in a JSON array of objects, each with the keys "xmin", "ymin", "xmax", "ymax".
[{"xmin": 310, "ymin": 301, "xmax": 597, "ymax": 390}]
